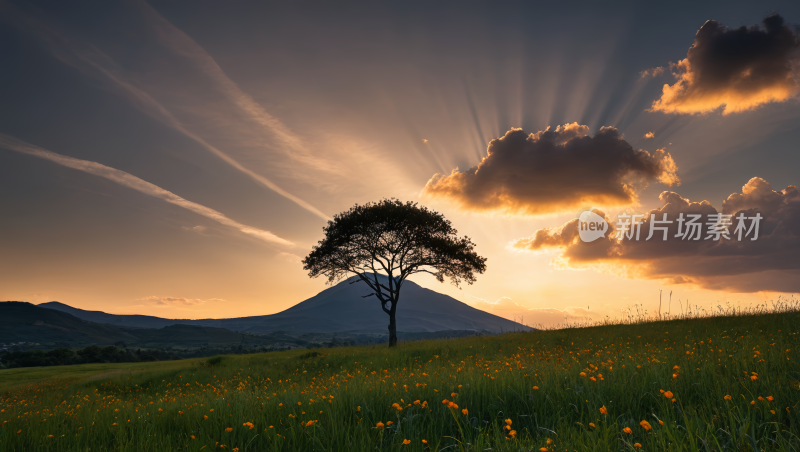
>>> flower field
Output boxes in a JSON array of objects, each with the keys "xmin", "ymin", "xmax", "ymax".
[{"xmin": 1, "ymin": 310, "xmax": 799, "ymax": 451}]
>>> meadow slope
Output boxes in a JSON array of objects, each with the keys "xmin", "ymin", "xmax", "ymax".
[{"xmin": 1, "ymin": 311, "xmax": 799, "ymax": 451}]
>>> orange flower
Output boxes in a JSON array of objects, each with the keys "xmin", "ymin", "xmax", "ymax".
[
  {"xmin": 508, "ymin": 430, "xmax": 517, "ymax": 438},
  {"xmin": 658, "ymin": 420, "xmax": 664, "ymax": 425},
  {"xmin": 580, "ymin": 372, "xmax": 587, "ymax": 377},
  {"xmin": 190, "ymin": 435, "xmax": 195, "ymax": 440},
  {"xmin": 533, "ymin": 386, "xmax": 539, "ymax": 390},
  {"xmin": 505, "ymin": 418, "xmax": 513, "ymax": 425},
  {"xmin": 539, "ymin": 448, "xmax": 548, "ymax": 452},
  {"xmin": 671, "ymin": 398, "xmax": 676, "ymax": 403},
  {"xmin": 462, "ymin": 408, "xmax": 468, "ymax": 415},
  {"xmin": 640, "ymin": 420, "xmax": 651, "ymax": 431},
  {"xmin": 375, "ymin": 422, "xmax": 385, "ymax": 429},
  {"xmin": 402, "ymin": 439, "xmax": 411, "ymax": 445},
  {"xmin": 225, "ymin": 427, "xmax": 233, "ymax": 432},
  {"xmin": 422, "ymin": 440, "xmax": 427, "ymax": 444},
  {"xmin": 751, "ymin": 375, "xmax": 758, "ymax": 381},
  {"xmin": 589, "ymin": 423, "xmax": 596, "ymax": 428},
  {"xmin": 599, "ymin": 406, "xmax": 608, "ymax": 415},
  {"xmin": 451, "ymin": 392, "xmax": 458, "ymax": 397},
  {"xmin": 233, "ymin": 449, "xmax": 239, "ymax": 452},
  {"xmin": 305, "ymin": 420, "xmax": 317, "ymax": 427},
  {"xmin": 766, "ymin": 396, "xmax": 774, "ymax": 402},
  {"xmin": 634, "ymin": 443, "xmax": 642, "ymax": 449},
  {"xmin": 663, "ymin": 391, "xmax": 673, "ymax": 399},
  {"xmin": 724, "ymin": 395, "xmax": 732, "ymax": 401},
  {"xmin": 623, "ymin": 427, "xmax": 633, "ymax": 434},
  {"xmin": 386, "ymin": 421, "xmax": 394, "ymax": 426}
]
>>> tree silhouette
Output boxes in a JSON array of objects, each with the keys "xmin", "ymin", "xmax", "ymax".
[{"xmin": 303, "ymin": 199, "xmax": 487, "ymax": 347}]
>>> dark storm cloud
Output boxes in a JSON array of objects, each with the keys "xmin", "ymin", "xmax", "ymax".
[
  {"xmin": 513, "ymin": 177, "xmax": 800, "ymax": 292},
  {"xmin": 422, "ymin": 124, "xmax": 679, "ymax": 216},
  {"xmin": 650, "ymin": 14, "xmax": 800, "ymax": 115}
]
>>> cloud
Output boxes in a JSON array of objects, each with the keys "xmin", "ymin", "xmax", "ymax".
[
  {"xmin": 524, "ymin": 307, "xmax": 595, "ymax": 327},
  {"xmin": 422, "ymin": 124, "xmax": 679, "ymax": 215},
  {"xmin": 649, "ymin": 14, "xmax": 800, "ymax": 115},
  {"xmin": 278, "ymin": 252, "xmax": 303, "ymax": 263},
  {"xmin": 137, "ymin": 296, "xmax": 224, "ymax": 307},
  {"xmin": 8, "ymin": 2, "xmax": 331, "ymax": 221},
  {"xmin": 511, "ymin": 218, "xmax": 581, "ymax": 252},
  {"xmin": 513, "ymin": 177, "xmax": 800, "ymax": 292},
  {"xmin": 464, "ymin": 295, "xmax": 597, "ymax": 327},
  {"xmin": 0, "ymin": 133, "xmax": 293, "ymax": 246},
  {"xmin": 644, "ymin": 131, "xmax": 655, "ymax": 139},
  {"xmin": 640, "ymin": 66, "xmax": 666, "ymax": 78}
]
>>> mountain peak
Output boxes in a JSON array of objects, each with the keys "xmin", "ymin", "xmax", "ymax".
[{"xmin": 37, "ymin": 277, "xmax": 532, "ymax": 334}]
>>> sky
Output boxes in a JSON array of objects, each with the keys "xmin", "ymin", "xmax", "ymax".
[{"xmin": 1, "ymin": 1, "xmax": 799, "ymax": 327}]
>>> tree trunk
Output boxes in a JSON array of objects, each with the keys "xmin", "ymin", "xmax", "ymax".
[{"xmin": 388, "ymin": 311, "xmax": 397, "ymax": 347}]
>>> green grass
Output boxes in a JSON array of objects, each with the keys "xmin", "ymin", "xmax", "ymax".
[
  {"xmin": 0, "ymin": 359, "xmax": 203, "ymax": 393},
  {"xmin": 1, "ymin": 311, "xmax": 799, "ymax": 451}
]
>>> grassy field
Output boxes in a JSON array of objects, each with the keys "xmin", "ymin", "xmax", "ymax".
[{"xmin": 1, "ymin": 310, "xmax": 799, "ymax": 451}]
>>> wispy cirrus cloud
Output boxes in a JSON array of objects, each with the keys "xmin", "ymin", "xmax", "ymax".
[
  {"xmin": 137, "ymin": 295, "xmax": 224, "ymax": 307},
  {"xmin": 648, "ymin": 14, "xmax": 800, "ymax": 115},
  {"xmin": 0, "ymin": 133, "xmax": 293, "ymax": 246},
  {"xmin": 8, "ymin": 1, "xmax": 331, "ymax": 221},
  {"xmin": 423, "ymin": 124, "xmax": 679, "ymax": 216}
]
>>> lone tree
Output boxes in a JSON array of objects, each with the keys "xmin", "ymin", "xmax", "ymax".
[{"xmin": 302, "ymin": 199, "xmax": 487, "ymax": 347}]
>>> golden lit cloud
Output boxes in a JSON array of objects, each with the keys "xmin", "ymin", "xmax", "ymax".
[
  {"xmin": 423, "ymin": 124, "xmax": 679, "ymax": 215},
  {"xmin": 649, "ymin": 14, "xmax": 800, "ymax": 115},
  {"xmin": 514, "ymin": 177, "xmax": 800, "ymax": 292}
]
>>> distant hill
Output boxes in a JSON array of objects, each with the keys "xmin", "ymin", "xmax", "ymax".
[
  {"xmin": 0, "ymin": 302, "xmax": 302, "ymax": 350},
  {"xmin": 37, "ymin": 302, "xmax": 186, "ymax": 329},
  {"xmin": 39, "ymin": 275, "xmax": 531, "ymax": 334},
  {"xmin": 1, "ymin": 301, "xmax": 138, "ymax": 347}
]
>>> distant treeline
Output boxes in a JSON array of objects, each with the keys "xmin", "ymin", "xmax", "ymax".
[
  {"xmin": 0, "ymin": 346, "xmax": 183, "ymax": 369},
  {"xmin": 0, "ymin": 343, "xmax": 295, "ymax": 369},
  {"xmin": 0, "ymin": 330, "xmax": 492, "ymax": 369}
]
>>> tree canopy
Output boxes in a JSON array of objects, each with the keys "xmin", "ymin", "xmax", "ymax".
[{"xmin": 303, "ymin": 199, "xmax": 487, "ymax": 346}]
